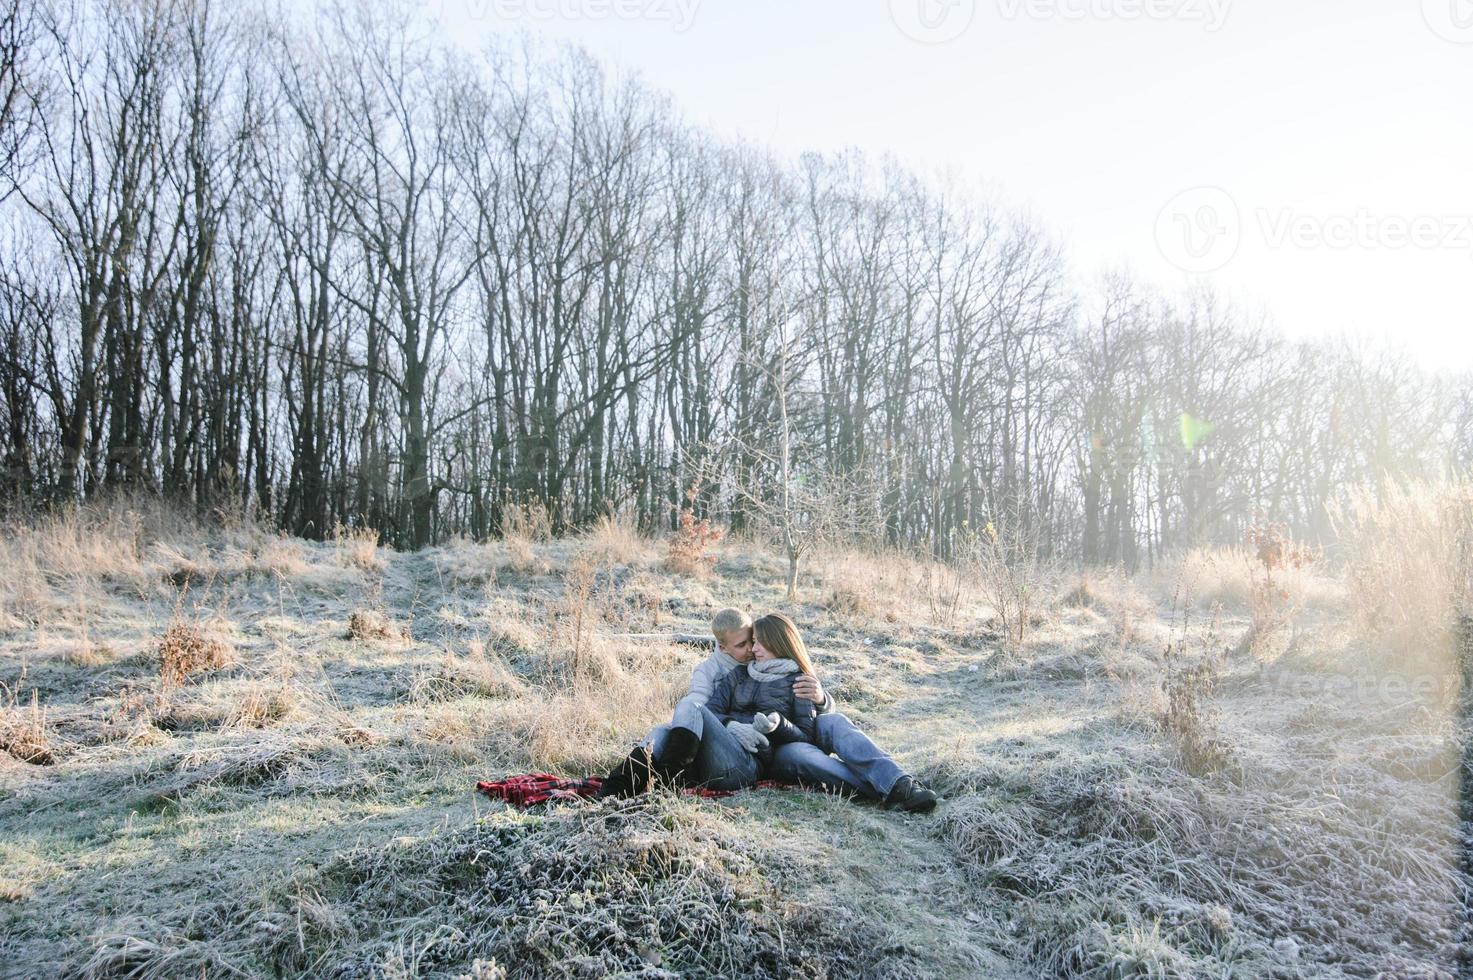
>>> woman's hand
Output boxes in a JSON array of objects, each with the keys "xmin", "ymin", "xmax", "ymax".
[
  {"xmin": 750, "ymin": 711, "xmax": 780, "ymax": 735},
  {"xmin": 724, "ymin": 720, "xmax": 769, "ymax": 754}
]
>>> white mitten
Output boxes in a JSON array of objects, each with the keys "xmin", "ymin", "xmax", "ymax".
[
  {"xmin": 751, "ymin": 711, "xmax": 781, "ymax": 735},
  {"xmin": 724, "ymin": 720, "xmax": 769, "ymax": 754}
]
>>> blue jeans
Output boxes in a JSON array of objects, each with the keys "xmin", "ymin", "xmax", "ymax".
[
  {"xmin": 768, "ymin": 712, "xmax": 905, "ymax": 800},
  {"xmin": 647, "ymin": 706, "xmax": 758, "ymax": 791}
]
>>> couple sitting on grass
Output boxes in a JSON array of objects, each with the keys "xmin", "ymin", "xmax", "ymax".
[{"xmin": 598, "ymin": 608, "xmax": 939, "ymax": 813}]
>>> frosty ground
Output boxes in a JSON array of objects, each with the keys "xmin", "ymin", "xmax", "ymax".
[{"xmin": 0, "ymin": 503, "xmax": 1467, "ymax": 978}]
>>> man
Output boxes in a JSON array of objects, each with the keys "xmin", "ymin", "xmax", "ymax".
[
  {"xmin": 598, "ymin": 607, "xmax": 770, "ymax": 796},
  {"xmin": 600, "ymin": 608, "xmax": 937, "ymax": 813}
]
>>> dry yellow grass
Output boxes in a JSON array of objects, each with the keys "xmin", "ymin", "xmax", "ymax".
[
  {"xmin": 225, "ymin": 681, "xmax": 300, "ymax": 730},
  {"xmin": 0, "ymin": 499, "xmax": 172, "ymax": 627},
  {"xmin": 408, "ymin": 643, "xmax": 525, "ymax": 703},
  {"xmin": 500, "ymin": 502, "xmax": 555, "ymax": 575},
  {"xmin": 1330, "ymin": 479, "xmax": 1473, "ymax": 665},
  {"xmin": 60, "ymin": 640, "xmax": 115, "ymax": 667},
  {"xmin": 332, "ymin": 522, "xmax": 385, "ymax": 573},
  {"xmin": 812, "ymin": 545, "xmax": 974, "ymax": 626},
  {"xmin": 0, "ymin": 687, "xmax": 56, "ymax": 765},
  {"xmin": 579, "ymin": 512, "xmax": 654, "ymax": 566}
]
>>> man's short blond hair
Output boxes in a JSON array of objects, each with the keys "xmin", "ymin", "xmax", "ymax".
[{"xmin": 710, "ymin": 607, "xmax": 752, "ymax": 640}]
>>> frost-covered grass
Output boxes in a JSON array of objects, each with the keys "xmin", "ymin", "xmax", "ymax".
[{"xmin": 0, "ymin": 501, "xmax": 1468, "ymax": 977}]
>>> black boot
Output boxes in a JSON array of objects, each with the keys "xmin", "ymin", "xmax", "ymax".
[
  {"xmin": 884, "ymin": 775, "xmax": 939, "ymax": 813},
  {"xmin": 651, "ymin": 727, "xmax": 700, "ymax": 784},
  {"xmin": 596, "ymin": 744, "xmax": 654, "ymax": 799}
]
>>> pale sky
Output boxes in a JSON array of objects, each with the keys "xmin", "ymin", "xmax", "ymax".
[{"xmin": 420, "ymin": 0, "xmax": 1473, "ymax": 372}]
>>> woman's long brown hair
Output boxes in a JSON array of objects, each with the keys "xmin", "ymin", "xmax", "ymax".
[{"xmin": 751, "ymin": 613, "xmax": 815, "ymax": 676}]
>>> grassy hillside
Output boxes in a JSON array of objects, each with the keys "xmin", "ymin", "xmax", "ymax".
[{"xmin": 0, "ymin": 500, "xmax": 1468, "ymax": 978}]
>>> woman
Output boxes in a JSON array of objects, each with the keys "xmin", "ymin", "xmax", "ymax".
[{"xmin": 703, "ymin": 612, "xmax": 820, "ymax": 771}]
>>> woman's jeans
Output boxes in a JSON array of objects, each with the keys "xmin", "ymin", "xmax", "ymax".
[{"xmin": 766, "ymin": 712, "xmax": 905, "ymax": 800}]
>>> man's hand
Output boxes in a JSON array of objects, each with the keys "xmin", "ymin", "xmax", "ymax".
[
  {"xmin": 724, "ymin": 720, "xmax": 769, "ymax": 754},
  {"xmin": 793, "ymin": 674, "xmax": 825, "ymax": 705}
]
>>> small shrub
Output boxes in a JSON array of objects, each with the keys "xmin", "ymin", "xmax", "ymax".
[
  {"xmin": 498, "ymin": 501, "xmax": 556, "ymax": 576},
  {"xmin": 1158, "ymin": 599, "xmax": 1229, "ymax": 774},
  {"xmin": 562, "ymin": 558, "xmax": 599, "ymax": 679},
  {"xmin": 543, "ymin": 561, "xmax": 631, "ymax": 686},
  {"xmin": 504, "ymin": 536, "xmax": 551, "ymax": 576},
  {"xmin": 666, "ymin": 496, "xmax": 724, "ymax": 576},
  {"xmin": 501, "ymin": 500, "xmax": 553, "ymax": 542},
  {"xmin": 1062, "ymin": 580, "xmax": 1098, "ymax": 608},
  {"xmin": 1236, "ymin": 521, "xmax": 1316, "ymax": 659},
  {"xmin": 158, "ymin": 621, "xmax": 233, "ymax": 686},
  {"xmin": 346, "ymin": 610, "xmax": 407, "ymax": 643},
  {"xmin": 824, "ymin": 585, "xmax": 875, "ymax": 618},
  {"xmin": 964, "ymin": 514, "xmax": 1057, "ymax": 648},
  {"xmin": 919, "ymin": 560, "xmax": 964, "ymax": 627},
  {"xmin": 0, "ymin": 686, "xmax": 56, "ymax": 765}
]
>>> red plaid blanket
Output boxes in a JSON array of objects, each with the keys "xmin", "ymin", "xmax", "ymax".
[{"xmin": 475, "ymin": 774, "xmax": 798, "ymax": 808}]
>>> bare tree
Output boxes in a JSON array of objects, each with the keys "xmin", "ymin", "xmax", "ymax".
[{"xmin": 0, "ymin": 0, "xmax": 1462, "ymax": 564}]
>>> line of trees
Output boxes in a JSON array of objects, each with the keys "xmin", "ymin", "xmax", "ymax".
[{"xmin": 2, "ymin": 0, "xmax": 1468, "ymax": 563}]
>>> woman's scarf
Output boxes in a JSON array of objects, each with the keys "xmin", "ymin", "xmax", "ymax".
[{"xmin": 746, "ymin": 658, "xmax": 801, "ymax": 683}]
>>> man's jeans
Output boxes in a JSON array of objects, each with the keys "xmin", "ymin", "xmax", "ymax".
[
  {"xmin": 646, "ymin": 706, "xmax": 758, "ymax": 790},
  {"xmin": 644, "ymin": 697, "xmax": 704, "ymax": 762},
  {"xmin": 768, "ymin": 712, "xmax": 905, "ymax": 800}
]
